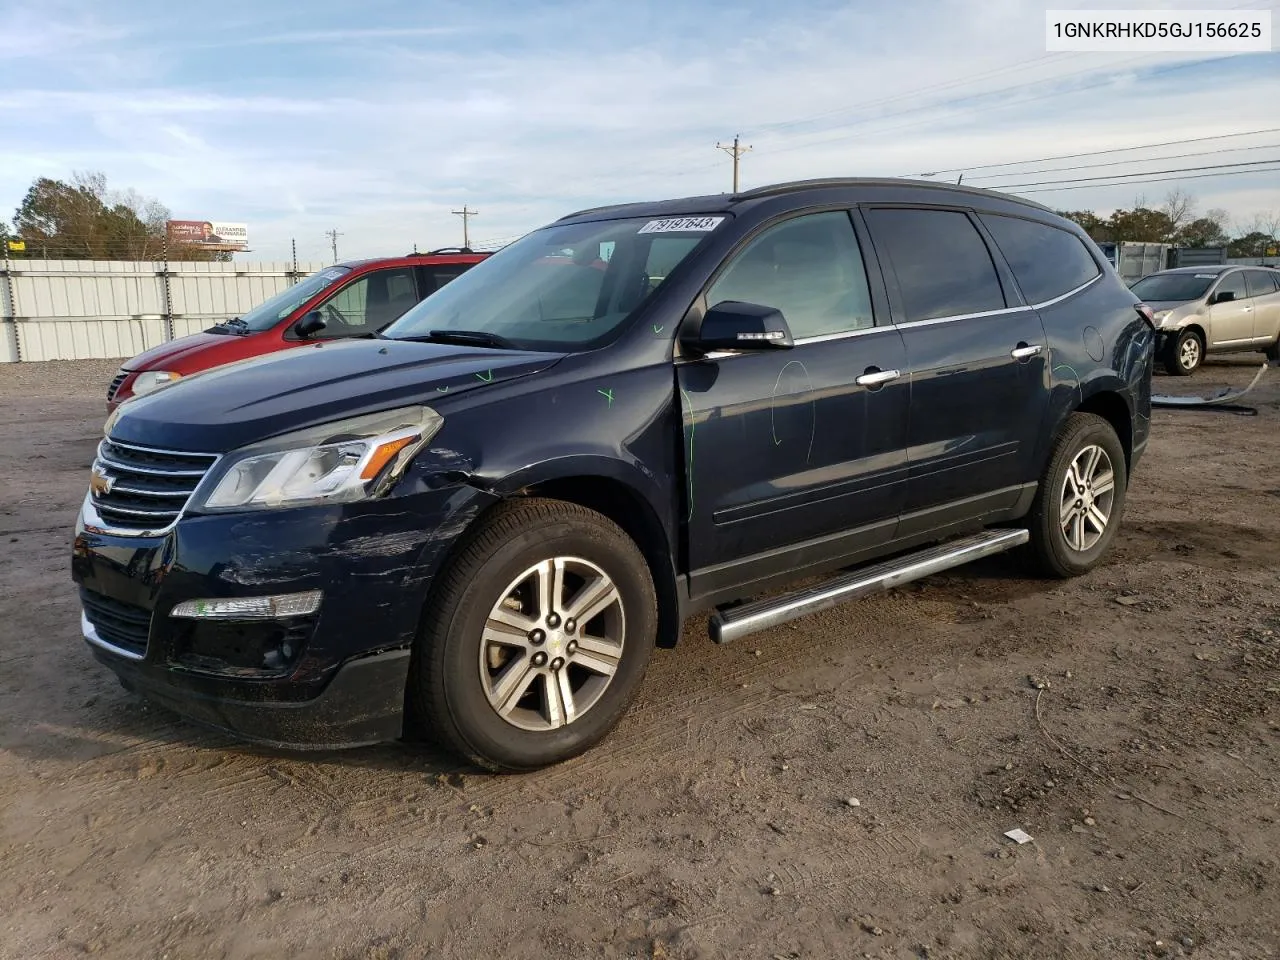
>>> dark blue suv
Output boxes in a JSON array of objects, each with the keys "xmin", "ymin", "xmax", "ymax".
[{"xmin": 72, "ymin": 179, "xmax": 1155, "ymax": 770}]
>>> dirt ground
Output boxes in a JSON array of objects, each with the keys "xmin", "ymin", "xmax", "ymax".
[{"xmin": 1, "ymin": 355, "xmax": 1277, "ymax": 960}]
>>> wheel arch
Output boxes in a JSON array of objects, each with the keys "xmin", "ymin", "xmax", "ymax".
[
  {"xmin": 1170, "ymin": 322, "xmax": 1207, "ymax": 352},
  {"xmin": 506, "ymin": 474, "xmax": 682, "ymax": 649},
  {"xmin": 1074, "ymin": 389, "xmax": 1134, "ymax": 474},
  {"xmin": 1033, "ymin": 375, "xmax": 1135, "ymax": 492}
]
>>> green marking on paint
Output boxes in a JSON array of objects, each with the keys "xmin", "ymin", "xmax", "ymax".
[
  {"xmin": 475, "ymin": 369, "xmax": 493, "ymax": 383},
  {"xmin": 598, "ymin": 388, "xmax": 614, "ymax": 406},
  {"xmin": 652, "ymin": 324, "xmax": 664, "ymax": 334},
  {"xmin": 436, "ymin": 385, "xmax": 450, "ymax": 393}
]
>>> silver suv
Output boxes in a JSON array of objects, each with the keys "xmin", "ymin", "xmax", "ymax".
[{"xmin": 1131, "ymin": 265, "xmax": 1280, "ymax": 375}]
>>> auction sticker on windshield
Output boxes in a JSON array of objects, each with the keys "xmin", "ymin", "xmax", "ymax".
[{"xmin": 637, "ymin": 216, "xmax": 725, "ymax": 234}]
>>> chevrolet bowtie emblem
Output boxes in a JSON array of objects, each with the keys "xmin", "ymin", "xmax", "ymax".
[{"xmin": 89, "ymin": 465, "xmax": 115, "ymax": 497}]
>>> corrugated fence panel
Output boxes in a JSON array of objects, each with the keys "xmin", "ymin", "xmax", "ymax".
[{"xmin": 0, "ymin": 259, "xmax": 327, "ymax": 361}]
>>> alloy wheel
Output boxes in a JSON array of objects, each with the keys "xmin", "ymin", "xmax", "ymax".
[
  {"xmin": 479, "ymin": 557, "xmax": 626, "ymax": 732},
  {"xmin": 1059, "ymin": 444, "xmax": 1116, "ymax": 552}
]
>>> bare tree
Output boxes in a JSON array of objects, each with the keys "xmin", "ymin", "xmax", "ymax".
[
  {"xmin": 1206, "ymin": 207, "xmax": 1233, "ymax": 237},
  {"xmin": 1161, "ymin": 188, "xmax": 1196, "ymax": 231},
  {"xmin": 1250, "ymin": 210, "xmax": 1280, "ymax": 241}
]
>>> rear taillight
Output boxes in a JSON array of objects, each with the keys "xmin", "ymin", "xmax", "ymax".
[{"xmin": 1135, "ymin": 303, "xmax": 1156, "ymax": 327}]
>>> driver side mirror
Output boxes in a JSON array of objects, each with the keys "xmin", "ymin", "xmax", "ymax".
[
  {"xmin": 294, "ymin": 310, "xmax": 327, "ymax": 338},
  {"xmin": 1211, "ymin": 290, "xmax": 1237, "ymax": 305},
  {"xmin": 681, "ymin": 301, "xmax": 794, "ymax": 355}
]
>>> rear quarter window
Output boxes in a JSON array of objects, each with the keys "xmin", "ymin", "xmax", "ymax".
[{"xmin": 979, "ymin": 214, "xmax": 1101, "ymax": 305}]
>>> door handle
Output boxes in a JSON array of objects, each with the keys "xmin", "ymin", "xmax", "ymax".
[
  {"xmin": 855, "ymin": 368, "xmax": 901, "ymax": 387},
  {"xmin": 1011, "ymin": 343, "xmax": 1043, "ymax": 359}
]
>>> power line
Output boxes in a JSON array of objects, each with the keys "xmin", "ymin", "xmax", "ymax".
[
  {"xmin": 752, "ymin": 0, "xmax": 1266, "ymax": 141},
  {"xmin": 1013, "ymin": 165, "xmax": 1280, "ymax": 195},
  {"xmin": 755, "ymin": 53, "xmax": 1244, "ymax": 160},
  {"xmin": 966, "ymin": 142, "xmax": 1280, "ymax": 182},
  {"xmin": 923, "ymin": 126, "xmax": 1280, "ymax": 178},
  {"xmin": 989, "ymin": 158, "xmax": 1280, "ymax": 191},
  {"xmin": 752, "ymin": 53, "xmax": 1080, "ymax": 135}
]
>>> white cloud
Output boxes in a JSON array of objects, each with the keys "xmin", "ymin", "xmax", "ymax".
[{"xmin": 0, "ymin": 0, "xmax": 1276, "ymax": 258}]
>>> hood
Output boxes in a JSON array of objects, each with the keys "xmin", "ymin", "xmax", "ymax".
[
  {"xmin": 109, "ymin": 337, "xmax": 565, "ymax": 451},
  {"xmin": 122, "ymin": 329, "xmax": 253, "ymax": 370}
]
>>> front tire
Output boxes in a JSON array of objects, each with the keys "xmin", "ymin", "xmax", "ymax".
[
  {"xmin": 407, "ymin": 498, "xmax": 657, "ymax": 772},
  {"xmin": 1163, "ymin": 328, "xmax": 1203, "ymax": 376},
  {"xmin": 1026, "ymin": 413, "xmax": 1128, "ymax": 578}
]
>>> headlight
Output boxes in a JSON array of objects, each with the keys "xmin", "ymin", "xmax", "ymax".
[
  {"xmin": 129, "ymin": 370, "xmax": 182, "ymax": 397},
  {"xmin": 194, "ymin": 406, "xmax": 443, "ymax": 512},
  {"xmin": 1153, "ymin": 310, "xmax": 1172, "ymax": 323}
]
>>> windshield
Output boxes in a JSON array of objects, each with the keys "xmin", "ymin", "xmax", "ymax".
[
  {"xmin": 382, "ymin": 215, "xmax": 722, "ymax": 350},
  {"xmin": 1130, "ymin": 272, "xmax": 1215, "ymax": 302},
  {"xmin": 232, "ymin": 266, "xmax": 353, "ymax": 332}
]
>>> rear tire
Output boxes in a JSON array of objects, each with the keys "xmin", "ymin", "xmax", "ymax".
[
  {"xmin": 1265, "ymin": 338, "xmax": 1280, "ymax": 363},
  {"xmin": 407, "ymin": 498, "xmax": 656, "ymax": 772},
  {"xmin": 1026, "ymin": 413, "xmax": 1128, "ymax": 579},
  {"xmin": 1163, "ymin": 328, "xmax": 1202, "ymax": 376}
]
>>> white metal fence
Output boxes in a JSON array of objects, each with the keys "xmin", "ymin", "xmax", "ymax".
[{"xmin": 0, "ymin": 258, "xmax": 329, "ymax": 363}]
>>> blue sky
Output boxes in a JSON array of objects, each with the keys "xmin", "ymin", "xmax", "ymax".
[{"xmin": 1, "ymin": 0, "xmax": 1277, "ymax": 262}]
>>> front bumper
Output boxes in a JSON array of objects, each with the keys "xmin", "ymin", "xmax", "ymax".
[
  {"xmin": 86, "ymin": 617, "xmax": 412, "ymax": 749},
  {"xmin": 72, "ymin": 483, "xmax": 496, "ymax": 748}
]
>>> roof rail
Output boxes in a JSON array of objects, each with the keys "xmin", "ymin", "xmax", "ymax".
[
  {"xmin": 407, "ymin": 246, "xmax": 476, "ymax": 256},
  {"xmin": 734, "ymin": 177, "xmax": 1055, "ymax": 212},
  {"xmin": 557, "ymin": 202, "xmax": 645, "ymax": 221}
]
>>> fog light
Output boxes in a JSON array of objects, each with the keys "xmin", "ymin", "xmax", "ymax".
[{"xmin": 170, "ymin": 590, "xmax": 322, "ymax": 620}]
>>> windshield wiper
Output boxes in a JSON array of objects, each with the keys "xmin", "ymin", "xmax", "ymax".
[
  {"xmin": 218, "ymin": 316, "xmax": 251, "ymax": 335},
  {"xmin": 401, "ymin": 329, "xmax": 518, "ymax": 350}
]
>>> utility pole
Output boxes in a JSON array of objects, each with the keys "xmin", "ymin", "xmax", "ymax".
[
  {"xmin": 324, "ymin": 228, "xmax": 343, "ymax": 263},
  {"xmin": 716, "ymin": 134, "xmax": 753, "ymax": 193},
  {"xmin": 452, "ymin": 206, "xmax": 478, "ymax": 249}
]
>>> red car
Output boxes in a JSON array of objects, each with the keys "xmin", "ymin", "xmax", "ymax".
[{"xmin": 107, "ymin": 250, "xmax": 489, "ymax": 410}]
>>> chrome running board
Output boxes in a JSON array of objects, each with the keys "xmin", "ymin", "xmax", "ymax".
[{"xmin": 708, "ymin": 528, "xmax": 1030, "ymax": 644}]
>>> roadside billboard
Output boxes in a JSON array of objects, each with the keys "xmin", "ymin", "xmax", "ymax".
[{"xmin": 166, "ymin": 221, "xmax": 249, "ymax": 252}]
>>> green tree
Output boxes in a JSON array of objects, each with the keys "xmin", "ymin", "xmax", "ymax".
[
  {"xmin": 1105, "ymin": 206, "xmax": 1176, "ymax": 243},
  {"xmin": 0, "ymin": 219, "xmax": 19, "ymax": 257},
  {"xmin": 11, "ymin": 171, "xmax": 223, "ymax": 261},
  {"xmin": 1228, "ymin": 231, "xmax": 1276, "ymax": 257},
  {"xmin": 1174, "ymin": 214, "xmax": 1230, "ymax": 248},
  {"xmin": 1057, "ymin": 210, "xmax": 1110, "ymax": 241}
]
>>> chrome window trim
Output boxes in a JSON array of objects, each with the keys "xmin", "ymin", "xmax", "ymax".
[
  {"xmin": 676, "ymin": 272, "xmax": 1106, "ymax": 362},
  {"xmin": 794, "ymin": 325, "xmax": 882, "ymax": 345},
  {"xmin": 81, "ymin": 610, "xmax": 147, "ymax": 662},
  {"xmin": 1030, "ymin": 272, "xmax": 1103, "ymax": 310},
  {"xmin": 895, "ymin": 305, "xmax": 1034, "ymax": 328}
]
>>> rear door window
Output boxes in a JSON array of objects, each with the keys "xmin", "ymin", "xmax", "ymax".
[
  {"xmin": 979, "ymin": 214, "xmax": 1101, "ymax": 304},
  {"xmin": 1245, "ymin": 269, "xmax": 1279, "ymax": 298},
  {"xmin": 864, "ymin": 209, "xmax": 1006, "ymax": 323}
]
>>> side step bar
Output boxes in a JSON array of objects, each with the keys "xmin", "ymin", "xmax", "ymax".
[{"xmin": 708, "ymin": 528, "xmax": 1030, "ymax": 644}]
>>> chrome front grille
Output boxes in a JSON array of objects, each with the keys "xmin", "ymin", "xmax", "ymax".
[
  {"xmin": 107, "ymin": 370, "xmax": 128, "ymax": 402},
  {"xmin": 89, "ymin": 438, "xmax": 219, "ymax": 533}
]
